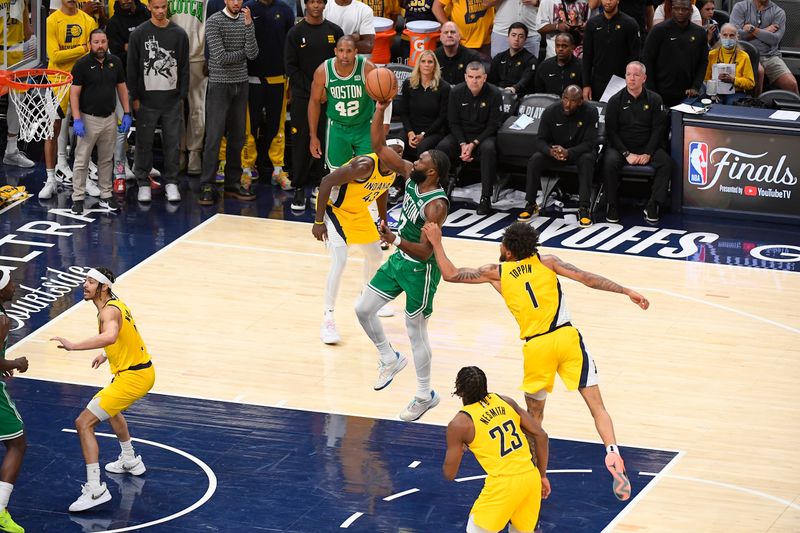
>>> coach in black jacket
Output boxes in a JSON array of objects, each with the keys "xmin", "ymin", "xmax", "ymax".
[{"xmin": 436, "ymin": 61, "xmax": 503, "ymax": 215}]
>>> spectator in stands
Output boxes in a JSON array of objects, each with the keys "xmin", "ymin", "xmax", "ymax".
[
  {"xmin": 199, "ymin": 0, "xmax": 259, "ymax": 205},
  {"xmin": 127, "ymin": 0, "xmax": 189, "ymax": 204},
  {"xmin": 652, "ymin": 0, "xmax": 702, "ymax": 26},
  {"xmin": 643, "ymin": 0, "xmax": 707, "ymax": 107},
  {"xmin": 698, "ymin": 0, "xmax": 719, "ymax": 47},
  {"xmin": 324, "ymin": 0, "xmax": 375, "ymax": 54},
  {"xmin": 534, "ymin": 32, "xmax": 583, "ymax": 95},
  {"xmin": 401, "ymin": 50, "xmax": 451, "ymax": 158},
  {"xmin": 537, "ymin": 0, "xmax": 588, "ymax": 59},
  {"xmin": 435, "ymin": 22, "xmax": 483, "ymax": 85},
  {"xmin": 582, "ymin": 0, "xmax": 640, "ymax": 101},
  {"xmin": 437, "ymin": 61, "xmax": 502, "ymax": 215},
  {"xmin": 603, "ymin": 61, "xmax": 670, "ymax": 225},
  {"xmin": 433, "ymin": 0, "xmax": 494, "ymax": 58},
  {"xmin": 488, "ymin": 22, "xmax": 537, "ymax": 95},
  {"xmin": 106, "ymin": 0, "xmax": 149, "ymax": 188},
  {"xmin": 491, "ymin": 0, "xmax": 540, "ymax": 57},
  {"xmin": 362, "ymin": 0, "xmax": 401, "ymax": 20},
  {"xmin": 731, "ymin": 0, "xmax": 799, "ymax": 94},
  {"xmin": 518, "ymin": 85, "xmax": 597, "ymax": 226},
  {"xmin": 590, "ymin": 0, "xmax": 654, "ymax": 36},
  {"xmin": 286, "ymin": 0, "xmax": 344, "ymax": 211},
  {"xmin": 404, "ymin": 0, "xmax": 437, "ymax": 22},
  {"xmin": 704, "ymin": 23, "xmax": 755, "ymax": 104},
  {"xmin": 170, "ymin": 0, "xmax": 209, "ymax": 176}
]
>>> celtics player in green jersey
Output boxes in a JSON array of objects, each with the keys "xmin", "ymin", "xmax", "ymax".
[
  {"xmin": 0, "ymin": 275, "xmax": 29, "ymax": 533},
  {"xmin": 355, "ymin": 101, "xmax": 452, "ymax": 422},
  {"xmin": 309, "ymin": 35, "xmax": 377, "ymax": 170}
]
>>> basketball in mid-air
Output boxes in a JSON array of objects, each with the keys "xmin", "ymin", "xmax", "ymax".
[{"xmin": 365, "ymin": 68, "xmax": 398, "ymax": 102}]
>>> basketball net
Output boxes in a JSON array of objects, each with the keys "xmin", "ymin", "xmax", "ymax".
[{"xmin": 0, "ymin": 69, "xmax": 73, "ymax": 143}]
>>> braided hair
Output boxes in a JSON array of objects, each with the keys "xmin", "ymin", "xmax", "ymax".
[{"xmin": 454, "ymin": 366, "xmax": 489, "ymax": 405}]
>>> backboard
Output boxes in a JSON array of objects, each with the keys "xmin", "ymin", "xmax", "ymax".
[{"xmin": 0, "ymin": 0, "xmax": 43, "ymax": 72}]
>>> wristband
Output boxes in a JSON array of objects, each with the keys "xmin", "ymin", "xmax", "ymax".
[
  {"xmin": 394, "ymin": 235, "xmax": 402, "ymax": 247},
  {"xmin": 314, "ymin": 220, "xmax": 325, "ymax": 225}
]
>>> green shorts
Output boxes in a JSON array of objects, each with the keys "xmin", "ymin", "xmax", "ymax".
[
  {"xmin": 325, "ymin": 118, "xmax": 372, "ymax": 170},
  {"xmin": 368, "ymin": 252, "xmax": 442, "ymax": 319},
  {"xmin": 0, "ymin": 382, "xmax": 23, "ymax": 440}
]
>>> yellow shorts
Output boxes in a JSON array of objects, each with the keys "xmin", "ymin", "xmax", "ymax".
[
  {"xmin": 94, "ymin": 364, "xmax": 155, "ymax": 417},
  {"xmin": 325, "ymin": 205, "xmax": 379, "ymax": 246},
  {"xmin": 471, "ymin": 469, "xmax": 541, "ymax": 532},
  {"xmin": 521, "ymin": 325, "xmax": 599, "ymax": 394}
]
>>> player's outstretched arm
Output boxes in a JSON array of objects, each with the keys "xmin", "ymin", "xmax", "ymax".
[
  {"xmin": 422, "ymin": 222, "xmax": 501, "ymax": 287},
  {"xmin": 50, "ymin": 306, "xmax": 122, "ymax": 351},
  {"xmin": 442, "ymin": 413, "xmax": 471, "ymax": 481},
  {"xmin": 312, "ymin": 157, "xmax": 375, "ymax": 241},
  {"xmin": 540, "ymin": 254, "xmax": 650, "ymax": 309},
  {"xmin": 501, "ymin": 394, "xmax": 551, "ymax": 499},
  {"xmin": 371, "ymin": 101, "xmax": 412, "ymax": 176}
]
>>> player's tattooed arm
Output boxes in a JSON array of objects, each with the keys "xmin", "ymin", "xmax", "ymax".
[
  {"xmin": 450, "ymin": 264, "xmax": 501, "ymax": 284},
  {"xmin": 422, "ymin": 222, "xmax": 501, "ymax": 287},
  {"xmin": 541, "ymin": 255, "xmax": 650, "ymax": 309}
]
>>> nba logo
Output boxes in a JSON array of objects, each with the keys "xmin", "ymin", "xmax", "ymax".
[{"xmin": 688, "ymin": 142, "xmax": 708, "ymax": 185}]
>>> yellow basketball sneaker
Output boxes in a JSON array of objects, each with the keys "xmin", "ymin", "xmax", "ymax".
[
  {"xmin": 605, "ymin": 451, "xmax": 631, "ymax": 501},
  {"xmin": 0, "ymin": 508, "xmax": 24, "ymax": 533}
]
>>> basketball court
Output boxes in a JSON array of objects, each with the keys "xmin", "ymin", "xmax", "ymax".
[{"xmin": 1, "ymin": 2, "xmax": 800, "ymax": 530}]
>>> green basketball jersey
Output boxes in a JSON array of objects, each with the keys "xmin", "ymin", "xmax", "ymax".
[
  {"xmin": 395, "ymin": 180, "xmax": 449, "ymax": 265},
  {"xmin": 325, "ymin": 55, "xmax": 374, "ymax": 125}
]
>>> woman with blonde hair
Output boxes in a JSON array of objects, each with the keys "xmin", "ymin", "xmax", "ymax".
[
  {"xmin": 704, "ymin": 23, "xmax": 755, "ymax": 104},
  {"xmin": 400, "ymin": 50, "xmax": 451, "ymax": 159}
]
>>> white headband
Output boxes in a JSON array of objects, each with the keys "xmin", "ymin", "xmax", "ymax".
[
  {"xmin": 0, "ymin": 271, "xmax": 9, "ymax": 291},
  {"xmin": 86, "ymin": 268, "xmax": 114, "ymax": 290},
  {"xmin": 386, "ymin": 138, "xmax": 405, "ymax": 151}
]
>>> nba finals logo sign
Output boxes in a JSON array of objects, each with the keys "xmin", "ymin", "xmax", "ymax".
[{"xmin": 688, "ymin": 141, "xmax": 708, "ymax": 186}]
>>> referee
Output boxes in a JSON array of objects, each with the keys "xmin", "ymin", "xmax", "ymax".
[{"xmin": 69, "ymin": 28, "xmax": 132, "ymax": 215}]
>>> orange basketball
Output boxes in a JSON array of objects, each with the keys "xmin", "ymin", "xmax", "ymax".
[{"xmin": 365, "ymin": 68, "xmax": 398, "ymax": 102}]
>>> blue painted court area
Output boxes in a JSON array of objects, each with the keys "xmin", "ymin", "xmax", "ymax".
[{"xmin": 5, "ymin": 378, "xmax": 677, "ymax": 532}]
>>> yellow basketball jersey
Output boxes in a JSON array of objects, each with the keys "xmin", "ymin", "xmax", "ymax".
[
  {"xmin": 46, "ymin": 8, "xmax": 97, "ymax": 72},
  {"xmin": 461, "ymin": 393, "xmax": 534, "ymax": 477},
  {"xmin": 326, "ymin": 153, "xmax": 395, "ymax": 245},
  {"xmin": 102, "ymin": 299, "xmax": 151, "ymax": 374},
  {"xmin": 0, "ymin": 0, "xmax": 26, "ymax": 67},
  {"xmin": 500, "ymin": 254, "xmax": 571, "ymax": 340}
]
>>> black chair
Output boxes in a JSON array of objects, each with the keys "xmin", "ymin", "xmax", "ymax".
[
  {"xmin": 758, "ymin": 89, "xmax": 800, "ymax": 107},
  {"xmin": 501, "ymin": 91, "xmax": 520, "ymax": 118},
  {"xmin": 737, "ymin": 40, "xmax": 760, "ymax": 94},
  {"xmin": 712, "ymin": 9, "xmax": 729, "ymax": 26}
]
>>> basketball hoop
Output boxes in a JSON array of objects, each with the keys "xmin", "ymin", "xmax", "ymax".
[{"xmin": 0, "ymin": 68, "xmax": 73, "ymax": 143}]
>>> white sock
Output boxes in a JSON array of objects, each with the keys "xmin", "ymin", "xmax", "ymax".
[
  {"xmin": 119, "ymin": 439, "xmax": 135, "ymax": 459},
  {"xmin": 5, "ymin": 137, "xmax": 17, "ymax": 155},
  {"xmin": 272, "ymin": 166, "xmax": 282, "ymax": 175},
  {"xmin": 86, "ymin": 463, "xmax": 101, "ymax": 487},
  {"xmin": 46, "ymin": 168, "xmax": 56, "ymax": 182},
  {"xmin": 0, "ymin": 481, "xmax": 13, "ymax": 510},
  {"xmin": 376, "ymin": 340, "xmax": 397, "ymax": 365}
]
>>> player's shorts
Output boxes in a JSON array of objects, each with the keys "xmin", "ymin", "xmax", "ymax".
[
  {"xmin": 94, "ymin": 362, "xmax": 155, "ymax": 418},
  {"xmin": 471, "ymin": 468, "xmax": 541, "ymax": 532},
  {"xmin": 324, "ymin": 204, "xmax": 379, "ymax": 246},
  {"xmin": 325, "ymin": 119, "xmax": 372, "ymax": 170},
  {"xmin": 521, "ymin": 325, "xmax": 599, "ymax": 394},
  {"xmin": 368, "ymin": 251, "xmax": 441, "ymax": 318},
  {"xmin": 0, "ymin": 382, "xmax": 24, "ymax": 441}
]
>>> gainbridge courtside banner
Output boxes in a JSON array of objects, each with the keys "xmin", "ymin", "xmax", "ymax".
[{"xmin": 682, "ymin": 125, "xmax": 800, "ymax": 219}]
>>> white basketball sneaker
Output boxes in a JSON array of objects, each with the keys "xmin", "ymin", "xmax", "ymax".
[
  {"xmin": 165, "ymin": 183, "xmax": 181, "ymax": 202},
  {"xmin": 374, "ymin": 352, "xmax": 407, "ymax": 390},
  {"xmin": 105, "ymin": 454, "xmax": 146, "ymax": 476},
  {"xmin": 377, "ymin": 304, "xmax": 395, "ymax": 318},
  {"xmin": 69, "ymin": 482, "xmax": 112, "ymax": 512},
  {"xmin": 55, "ymin": 163, "xmax": 73, "ymax": 187},
  {"xmin": 320, "ymin": 317, "xmax": 340, "ymax": 344},
  {"xmin": 85, "ymin": 176, "xmax": 101, "ymax": 197},
  {"xmin": 38, "ymin": 179, "xmax": 57, "ymax": 200},
  {"xmin": 3, "ymin": 150, "xmax": 34, "ymax": 168},
  {"xmin": 399, "ymin": 390, "xmax": 440, "ymax": 421}
]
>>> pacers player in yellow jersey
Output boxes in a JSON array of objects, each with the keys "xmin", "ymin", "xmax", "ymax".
[
  {"xmin": 444, "ymin": 366, "xmax": 550, "ymax": 533},
  {"xmin": 311, "ymin": 140, "xmax": 405, "ymax": 344},
  {"xmin": 40, "ymin": 0, "xmax": 98, "ymax": 200},
  {"xmin": 50, "ymin": 267, "xmax": 155, "ymax": 513},
  {"xmin": 424, "ymin": 222, "xmax": 649, "ymax": 502}
]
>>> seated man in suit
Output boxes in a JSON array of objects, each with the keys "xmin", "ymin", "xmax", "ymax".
[
  {"xmin": 603, "ymin": 61, "xmax": 671, "ymax": 225},
  {"xmin": 518, "ymin": 85, "xmax": 598, "ymax": 226}
]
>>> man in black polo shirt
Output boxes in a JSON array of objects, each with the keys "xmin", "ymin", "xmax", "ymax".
[
  {"xmin": 69, "ymin": 28, "xmax": 132, "ymax": 215},
  {"xmin": 518, "ymin": 85, "xmax": 598, "ymax": 226},
  {"xmin": 435, "ymin": 22, "xmax": 483, "ymax": 86},
  {"xmin": 533, "ymin": 33, "xmax": 583, "ymax": 95},
  {"xmin": 436, "ymin": 61, "xmax": 502, "ymax": 215},
  {"xmin": 643, "ymin": 0, "xmax": 707, "ymax": 107},
  {"xmin": 582, "ymin": 0, "xmax": 640, "ymax": 101},
  {"xmin": 603, "ymin": 61, "xmax": 670, "ymax": 224},
  {"xmin": 488, "ymin": 22, "xmax": 537, "ymax": 96}
]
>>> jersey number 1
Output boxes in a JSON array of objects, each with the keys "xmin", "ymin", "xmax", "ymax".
[
  {"xmin": 489, "ymin": 420, "xmax": 524, "ymax": 457},
  {"xmin": 524, "ymin": 282, "xmax": 540, "ymax": 308}
]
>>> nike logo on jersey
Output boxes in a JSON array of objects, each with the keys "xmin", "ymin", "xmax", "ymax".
[
  {"xmin": 556, "ymin": 123, "xmax": 564, "ymax": 126},
  {"xmin": 462, "ymin": 103, "xmax": 468, "ymax": 106},
  {"xmin": 623, "ymin": 105, "xmax": 630, "ymax": 109},
  {"xmin": 548, "ymin": 73, "xmax": 556, "ymax": 77},
  {"xmin": 670, "ymin": 37, "xmax": 677, "ymax": 40},
  {"xmin": 90, "ymin": 65, "xmax": 97, "ymax": 69}
]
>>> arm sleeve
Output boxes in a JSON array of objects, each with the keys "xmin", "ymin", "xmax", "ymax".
[
  {"xmin": 47, "ymin": 24, "xmax": 89, "ymax": 65},
  {"xmin": 106, "ymin": 20, "xmax": 125, "ymax": 56},
  {"xmin": 533, "ymin": 107, "xmax": 553, "ymax": 153},
  {"xmin": 730, "ymin": 4, "xmax": 750, "ymax": 40},
  {"xmin": 629, "ymin": 21, "xmax": 641, "ymax": 60},
  {"xmin": 644, "ymin": 93, "xmax": 666, "ymax": 155},
  {"xmin": 605, "ymin": 96, "xmax": 629, "ymax": 154},
  {"xmin": 244, "ymin": 22, "xmax": 259, "ymax": 60},
  {"xmin": 756, "ymin": 10, "xmax": 785, "ymax": 46},
  {"xmin": 401, "ymin": 81, "xmax": 414, "ymax": 132},
  {"xmin": 515, "ymin": 56, "xmax": 536, "ymax": 93},
  {"xmin": 692, "ymin": 34, "xmax": 708, "ymax": 91},
  {"xmin": 428, "ymin": 82, "xmax": 450, "ymax": 134},
  {"xmin": 127, "ymin": 31, "xmax": 141, "ymax": 100},
  {"xmin": 476, "ymin": 89, "xmax": 502, "ymax": 143},
  {"xmin": 488, "ymin": 54, "xmax": 501, "ymax": 85},
  {"xmin": 582, "ymin": 25, "xmax": 594, "ymax": 85},
  {"xmin": 642, "ymin": 29, "xmax": 658, "ymax": 91},
  {"xmin": 285, "ymin": 30, "xmax": 299, "ymax": 80},
  {"xmin": 735, "ymin": 52, "xmax": 756, "ymax": 92},
  {"xmin": 179, "ymin": 31, "xmax": 190, "ymax": 99},
  {"xmin": 448, "ymin": 87, "xmax": 466, "ymax": 144},
  {"xmin": 206, "ymin": 17, "xmax": 247, "ymax": 64},
  {"xmin": 691, "ymin": 6, "xmax": 701, "ymax": 25},
  {"xmin": 569, "ymin": 106, "xmax": 598, "ymax": 156},
  {"xmin": 359, "ymin": 6, "xmax": 376, "ymax": 35}
]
